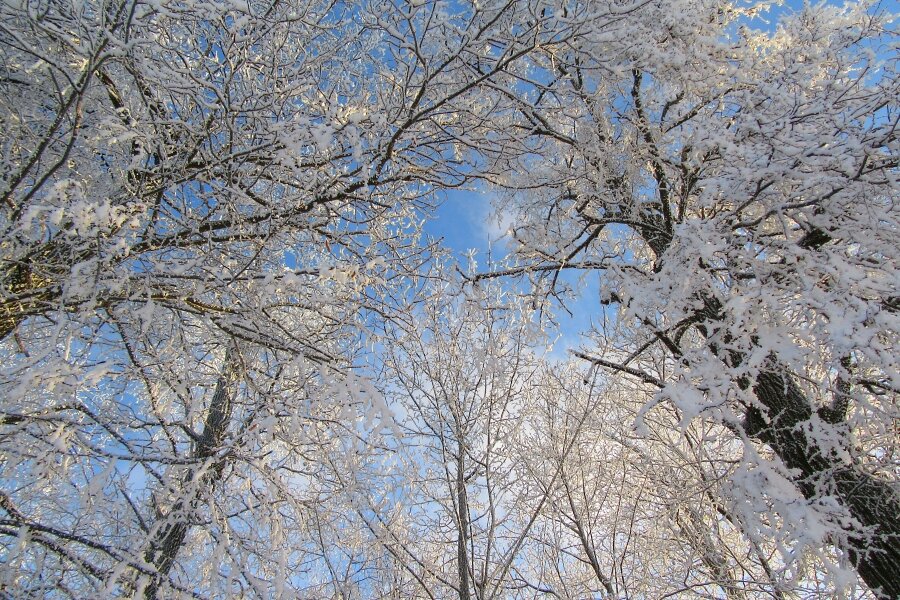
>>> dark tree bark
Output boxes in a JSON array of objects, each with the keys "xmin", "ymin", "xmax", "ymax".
[
  {"xmin": 456, "ymin": 442, "xmax": 471, "ymax": 600},
  {"xmin": 695, "ymin": 295, "xmax": 900, "ymax": 599},
  {"xmin": 143, "ymin": 348, "xmax": 237, "ymax": 599},
  {"xmin": 748, "ymin": 368, "xmax": 900, "ymax": 599}
]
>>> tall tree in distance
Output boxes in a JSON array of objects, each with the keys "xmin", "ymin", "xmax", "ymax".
[
  {"xmin": 516, "ymin": 358, "xmax": 808, "ymax": 599},
  {"xmin": 376, "ymin": 270, "xmax": 547, "ymax": 599}
]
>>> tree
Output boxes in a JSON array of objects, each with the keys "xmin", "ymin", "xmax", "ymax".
[
  {"xmin": 516, "ymin": 358, "xmax": 813, "ymax": 599},
  {"xmin": 2, "ymin": 0, "xmax": 896, "ymax": 596},
  {"xmin": 476, "ymin": 0, "xmax": 898, "ymax": 596},
  {"xmin": 0, "ymin": 0, "xmax": 578, "ymax": 595},
  {"xmin": 375, "ymin": 271, "xmax": 547, "ymax": 599}
]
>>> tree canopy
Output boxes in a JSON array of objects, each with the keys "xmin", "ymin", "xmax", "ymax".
[{"xmin": 1, "ymin": 0, "xmax": 897, "ymax": 597}]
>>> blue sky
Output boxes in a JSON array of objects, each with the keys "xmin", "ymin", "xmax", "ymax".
[{"xmin": 424, "ymin": 189, "xmax": 601, "ymax": 357}]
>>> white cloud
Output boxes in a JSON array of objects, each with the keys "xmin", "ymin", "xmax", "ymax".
[{"xmin": 468, "ymin": 191, "xmax": 514, "ymax": 249}]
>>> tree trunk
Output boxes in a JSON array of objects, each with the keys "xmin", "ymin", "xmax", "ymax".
[
  {"xmin": 457, "ymin": 446, "xmax": 471, "ymax": 600},
  {"xmin": 675, "ymin": 506, "xmax": 745, "ymax": 600},
  {"xmin": 697, "ymin": 296, "xmax": 900, "ymax": 599},
  {"xmin": 142, "ymin": 348, "xmax": 237, "ymax": 599},
  {"xmin": 749, "ymin": 369, "xmax": 900, "ymax": 599}
]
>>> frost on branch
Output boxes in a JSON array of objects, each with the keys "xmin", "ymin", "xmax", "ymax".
[{"xmin": 0, "ymin": 0, "xmax": 897, "ymax": 597}]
